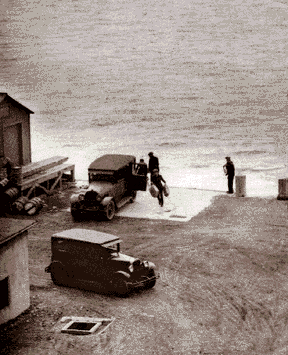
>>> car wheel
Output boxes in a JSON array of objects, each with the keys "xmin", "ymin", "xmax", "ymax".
[
  {"xmin": 145, "ymin": 269, "xmax": 156, "ymax": 289},
  {"xmin": 51, "ymin": 262, "xmax": 69, "ymax": 287},
  {"xmin": 104, "ymin": 200, "xmax": 115, "ymax": 221},
  {"xmin": 113, "ymin": 274, "xmax": 129, "ymax": 297},
  {"xmin": 71, "ymin": 209, "xmax": 81, "ymax": 222},
  {"xmin": 130, "ymin": 190, "xmax": 137, "ymax": 203}
]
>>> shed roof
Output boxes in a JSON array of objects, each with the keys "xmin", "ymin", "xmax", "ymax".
[
  {"xmin": 0, "ymin": 219, "xmax": 36, "ymax": 246},
  {"xmin": 0, "ymin": 93, "xmax": 34, "ymax": 114},
  {"xmin": 52, "ymin": 228, "xmax": 121, "ymax": 246},
  {"xmin": 89, "ymin": 154, "xmax": 135, "ymax": 171}
]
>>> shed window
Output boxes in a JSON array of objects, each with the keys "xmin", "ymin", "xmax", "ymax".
[{"xmin": 0, "ymin": 277, "xmax": 9, "ymax": 309}]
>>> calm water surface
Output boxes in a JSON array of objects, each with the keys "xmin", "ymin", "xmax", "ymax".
[{"xmin": 1, "ymin": 0, "xmax": 288, "ymax": 194}]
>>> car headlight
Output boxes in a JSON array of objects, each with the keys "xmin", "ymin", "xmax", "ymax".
[
  {"xmin": 128, "ymin": 264, "xmax": 134, "ymax": 273},
  {"xmin": 96, "ymin": 195, "xmax": 102, "ymax": 201}
]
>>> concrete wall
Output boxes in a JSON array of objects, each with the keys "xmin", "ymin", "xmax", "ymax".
[{"xmin": 0, "ymin": 231, "xmax": 30, "ymax": 325}]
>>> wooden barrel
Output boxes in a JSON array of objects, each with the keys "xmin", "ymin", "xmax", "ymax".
[
  {"xmin": 12, "ymin": 196, "xmax": 29, "ymax": 214},
  {"xmin": 3, "ymin": 187, "xmax": 20, "ymax": 203},
  {"xmin": 0, "ymin": 168, "xmax": 7, "ymax": 180},
  {"xmin": 0, "ymin": 178, "xmax": 9, "ymax": 192},
  {"xmin": 10, "ymin": 166, "xmax": 23, "ymax": 185},
  {"xmin": 24, "ymin": 197, "xmax": 44, "ymax": 215}
]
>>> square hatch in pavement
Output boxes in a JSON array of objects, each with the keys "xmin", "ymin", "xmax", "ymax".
[
  {"xmin": 58, "ymin": 316, "xmax": 114, "ymax": 336},
  {"xmin": 61, "ymin": 321, "xmax": 101, "ymax": 335}
]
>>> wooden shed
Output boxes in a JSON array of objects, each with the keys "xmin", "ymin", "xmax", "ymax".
[
  {"xmin": 0, "ymin": 218, "xmax": 36, "ymax": 325},
  {"xmin": 0, "ymin": 93, "xmax": 34, "ymax": 166}
]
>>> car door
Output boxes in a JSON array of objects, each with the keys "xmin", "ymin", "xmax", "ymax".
[{"xmin": 112, "ymin": 166, "xmax": 128, "ymax": 203}]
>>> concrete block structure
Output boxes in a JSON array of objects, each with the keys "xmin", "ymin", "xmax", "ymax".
[
  {"xmin": 0, "ymin": 218, "xmax": 35, "ymax": 325},
  {"xmin": 277, "ymin": 178, "xmax": 288, "ymax": 200}
]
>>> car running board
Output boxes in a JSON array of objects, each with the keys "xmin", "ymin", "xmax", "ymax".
[{"xmin": 117, "ymin": 196, "xmax": 132, "ymax": 209}]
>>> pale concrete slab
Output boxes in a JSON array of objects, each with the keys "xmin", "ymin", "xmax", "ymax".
[{"xmin": 117, "ymin": 187, "xmax": 223, "ymax": 222}]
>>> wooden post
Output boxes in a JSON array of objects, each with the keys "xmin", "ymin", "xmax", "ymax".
[
  {"xmin": 277, "ymin": 179, "xmax": 288, "ymax": 200},
  {"xmin": 236, "ymin": 175, "xmax": 246, "ymax": 197}
]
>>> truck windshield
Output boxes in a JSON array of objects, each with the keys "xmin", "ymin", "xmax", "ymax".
[{"xmin": 89, "ymin": 173, "xmax": 115, "ymax": 183}]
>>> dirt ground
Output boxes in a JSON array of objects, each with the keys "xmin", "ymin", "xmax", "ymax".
[{"xmin": 1, "ymin": 186, "xmax": 288, "ymax": 355}]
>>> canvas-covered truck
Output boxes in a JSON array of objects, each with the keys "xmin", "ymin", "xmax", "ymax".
[
  {"xmin": 45, "ymin": 229, "xmax": 158, "ymax": 296},
  {"xmin": 70, "ymin": 154, "xmax": 147, "ymax": 221}
]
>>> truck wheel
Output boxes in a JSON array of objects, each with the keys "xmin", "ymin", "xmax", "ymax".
[
  {"xmin": 71, "ymin": 210, "xmax": 81, "ymax": 222},
  {"xmin": 130, "ymin": 190, "xmax": 137, "ymax": 203},
  {"xmin": 51, "ymin": 263, "xmax": 69, "ymax": 286},
  {"xmin": 113, "ymin": 274, "xmax": 129, "ymax": 297},
  {"xmin": 104, "ymin": 200, "xmax": 115, "ymax": 221},
  {"xmin": 145, "ymin": 269, "xmax": 156, "ymax": 289}
]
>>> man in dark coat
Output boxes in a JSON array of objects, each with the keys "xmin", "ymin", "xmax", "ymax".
[
  {"xmin": 151, "ymin": 169, "xmax": 166, "ymax": 207},
  {"xmin": 148, "ymin": 152, "xmax": 159, "ymax": 174},
  {"xmin": 136, "ymin": 159, "xmax": 148, "ymax": 176},
  {"xmin": 223, "ymin": 157, "xmax": 235, "ymax": 194}
]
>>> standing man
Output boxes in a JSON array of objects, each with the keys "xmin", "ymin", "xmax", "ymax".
[
  {"xmin": 223, "ymin": 157, "xmax": 235, "ymax": 194},
  {"xmin": 151, "ymin": 169, "xmax": 166, "ymax": 207},
  {"xmin": 148, "ymin": 152, "xmax": 159, "ymax": 180},
  {"xmin": 136, "ymin": 159, "xmax": 148, "ymax": 176}
]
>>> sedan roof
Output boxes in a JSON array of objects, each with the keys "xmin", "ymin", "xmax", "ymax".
[
  {"xmin": 52, "ymin": 229, "xmax": 121, "ymax": 246},
  {"xmin": 89, "ymin": 154, "xmax": 135, "ymax": 171}
]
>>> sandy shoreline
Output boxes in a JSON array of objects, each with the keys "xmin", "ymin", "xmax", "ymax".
[{"xmin": 1, "ymin": 187, "xmax": 288, "ymax": 354}]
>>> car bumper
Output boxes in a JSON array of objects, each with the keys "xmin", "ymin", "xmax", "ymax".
[{"xmin": 128, "ymin": 273, "xmax": 160, "ymax": 289}]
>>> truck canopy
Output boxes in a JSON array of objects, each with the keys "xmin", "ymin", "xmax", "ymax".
[
  {"xmin": 52, "ymin": 229, "xmax": 122, "ymax": 247},
  {"xmin": 88, "ymin": 154, "xmax": 136, "ymax": 172}
]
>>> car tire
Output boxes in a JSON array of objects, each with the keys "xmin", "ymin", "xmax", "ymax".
[
  {"xmin": 51, "ymin": 262, "xmax": 69, "ymax": 287},
  {"xmin": 113, "ymin": 274, "xmax": 129, "ymax": 297},
  {"xmin": 71, "ymin": 209, "xmax": 81, "ymax": 222},
  {"xmin": 145, "ymin": 269, "xmax": 156, "ymax": 289},
  {"xmin": 104, "ymin": 200, "xmax": 115, "ymax": 221},
  {"xmin": 130, "ymin": 190, "xmax": 137, "ymax": 203}
]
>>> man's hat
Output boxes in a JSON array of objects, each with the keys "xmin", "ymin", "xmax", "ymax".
[
  {"xmin": 225, "ymin": 156, "xmax": 230, "ymax": 160},
  {"xmin": 148, "ymin": 152, "xmax": 153, "ymax": 156}
]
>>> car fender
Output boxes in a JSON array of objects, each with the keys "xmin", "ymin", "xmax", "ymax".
[
  {"xmin": 49, "ymin": 261, "xmax": 66, "ymax": 275},
  {"xmin": 145, "ymin": 261, "xmax": 156, "ymax": 270},
  {"xmin": 113, "ymin": 270, "xmax": 131, "ymax": 279},
  {"xmin": 70, "ymin": 194, "xmax": 79, "ymax": 204},
  {"xmin": 101, "ymin": 196, "xmax": 114, "ymax": 207}
]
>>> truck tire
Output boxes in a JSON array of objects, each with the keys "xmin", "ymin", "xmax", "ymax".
[
  {"xmin": 145, "ymin": 269, "xmax": 156, "ymax": 289},
  {"xmin": 51, "ymin": 262, "xmax": 69, "ymax": 287},
  {"xmin": 71, "ymin": 209, "xmax": 82, "ymax": 222},
  {"xmin": 113, "ymin": 273, "xmax": 129, "ymax": 297},
  {"xmin": 130, "ymin": 190, "xmax": 137, "ymax": 203},
  {"xmin": 104, "ymin": 200, "xmax": 115, "ymax": 221}
]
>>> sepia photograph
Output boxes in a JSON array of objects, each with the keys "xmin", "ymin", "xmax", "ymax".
[{"xmin": 1, "ymin": 0, "xmax": 288, "ymax": 353}]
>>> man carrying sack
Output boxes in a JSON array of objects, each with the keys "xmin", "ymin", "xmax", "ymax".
[{"xmin": 150, "ymin": 169, "xmax": 167, "ymax": 207}]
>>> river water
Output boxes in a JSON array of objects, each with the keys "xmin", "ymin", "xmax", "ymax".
[{"xmin": 1, "ymin": 0, "xmax": 288, "ymax": 196}]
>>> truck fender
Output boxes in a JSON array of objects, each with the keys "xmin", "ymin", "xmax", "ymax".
[
  {"xmin": 101, "ymin": 196, "xmax": 114, "ymax": 207},
  {"xmin": 144, "ymin": 261, "xmax": 156, "ymax": 269},
  {"xmin": 113, "ymin": 270, "xmax": 130, "ymax": 279},
  {"xmin": 70, "ymin": 194, "xmax": 79, "ymax": 204}
]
